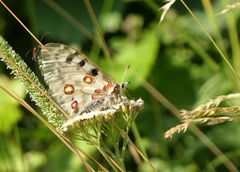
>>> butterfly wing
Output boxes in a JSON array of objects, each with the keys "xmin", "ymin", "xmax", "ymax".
[{"xmin": 38, "ymin": 43, "xmax": 116, "ymax": 117}]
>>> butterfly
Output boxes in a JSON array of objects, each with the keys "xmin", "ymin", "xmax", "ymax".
[{"xmin": 37, "ymin": 43, "xmax": 131, "ymax": 130}]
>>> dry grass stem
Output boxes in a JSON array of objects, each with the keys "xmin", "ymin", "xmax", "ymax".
[
  {"xmin": 164, "ymin": 123, "xmax": 189, "ymax": 139},
  {"xmin": 194, "ymin": 93, "xmax": 240, "ymax": 111},
  {"xmin": 159, "ymin": 0, "xmax": 176, "ymax": 23},
  {"xmin": 165, "ymin": 93, "xmax": 240, "ymax": 138},
  {"xmin": 218, "ymin": 2, "xmax": 240, "ymax": 15},
  {"xmin": 165, "ymin": 117, "xmax": 238, "ymax": 139},
  {"xmin": 181, "ymin": 106, "xmax": 240, "ymax": 119}
]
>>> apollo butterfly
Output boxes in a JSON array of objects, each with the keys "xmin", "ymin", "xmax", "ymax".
[{"xmin": 37, "ymin": 43, "xmax": 143, "ymax": 131}]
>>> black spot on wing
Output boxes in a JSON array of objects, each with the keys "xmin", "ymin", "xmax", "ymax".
[
  {"xmin": 91, "ymin": 68, "xmax": 98, "ymax": 76},
  {"xmin": 66, "ymin": 51, "xmax": 79, "ymax": 63},
  {"xmin": 79, "ymin": 59, "xmax": 86, "ymax": 67}
]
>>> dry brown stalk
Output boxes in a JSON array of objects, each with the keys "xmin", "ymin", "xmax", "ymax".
[
  {"xmin": 218, "ymin": 2, "xmax": 240, "ymax": 15},
  {"xmin": 165, "ymin": 93, "xmax": 240, "ymax": 138}
]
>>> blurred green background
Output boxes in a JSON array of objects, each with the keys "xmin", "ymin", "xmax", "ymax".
[{"xmin": 0, "ymin": 0, "xmax": 240, "ymax": 171}]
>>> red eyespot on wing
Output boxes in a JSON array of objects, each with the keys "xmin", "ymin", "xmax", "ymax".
[
  {"xmin": 94, "ymin": 88, "xmax": 101, "ymax": 93},
  {"xmin": 103, "ymin": 83, "xmax": 112, "ymax": 91},
  {"xmin": 83, "ymin": 75, "xmax": 94, "ymax": 84},
  {"xmin": 64, "ymin": 84, "xmax": 74, "ymax": 94},
  {"xmin": 71, "ymin": 101, "xmax": 78, "ymax": 112},
  {"xmin": 92, "ymin": 94, "xmax": 104, "ymax": 101}
]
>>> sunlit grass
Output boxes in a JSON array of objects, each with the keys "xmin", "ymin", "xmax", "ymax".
[{"xmin": 0, "ymin": 0, "xmax": 240, "ymax": 171}]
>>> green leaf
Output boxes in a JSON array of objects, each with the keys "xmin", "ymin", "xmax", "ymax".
[
  {"xmin": 106, "ymin": 26, "xmax": 159, "ymax": 88},
  {"xmin": 0, "ymin": 76, "xmax": 25, "ymax": 134}
]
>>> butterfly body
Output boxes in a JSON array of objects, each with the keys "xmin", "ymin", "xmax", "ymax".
[{"xmin": 38, "ymin": 43, "xmax": 128, "ymax": 118}]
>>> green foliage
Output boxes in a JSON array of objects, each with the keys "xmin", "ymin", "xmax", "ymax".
[
  {"xmin": 0, "ymin": 36, "xmax": 66, "ymax": 128},
  {"xmin": 0, "ymin": 0, "xmax": 240, "ymax": 171},
  {"xmin": 109, "ymin": 25, "xmax": 159, "ymax": 88},
  {"xmin": 0, "ymin": 76, "xmax": 24, "ymax": 133}
]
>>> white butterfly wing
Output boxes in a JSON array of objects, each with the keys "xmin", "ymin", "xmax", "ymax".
[{"xmin": 38, "ymin": 43, "xmax": 115, "ymax": 117}]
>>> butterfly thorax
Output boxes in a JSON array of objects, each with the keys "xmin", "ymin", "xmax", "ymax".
[
  {"xmin": 112, "ymin": 82, "xmax": 128, "ymax": 94},
  {"xmin": 82, "ymin": 82, "xmax": 128, "ymax": 113}
]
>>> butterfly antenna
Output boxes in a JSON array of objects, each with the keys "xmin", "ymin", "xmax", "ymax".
[
  {"xmin": 121, "ymin": 65, "xmax": 130, "ymax": 82},
  {"xmin": 25, "ymin": 49, "xmax": 32, "ymax": 59},
  {"xmin": 40, "ymin": 32, "xmax": 50, "ymax": 42}
]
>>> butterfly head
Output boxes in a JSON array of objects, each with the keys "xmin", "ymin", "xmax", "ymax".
[{"xmin": 112, "ymin": 82, "xmax": 129, "ymax": 95}]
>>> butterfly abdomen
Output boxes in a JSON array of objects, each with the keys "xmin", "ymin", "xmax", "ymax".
[{"xmin": 83, "ymin": 95, "xmax": 121, "ymax": 113}]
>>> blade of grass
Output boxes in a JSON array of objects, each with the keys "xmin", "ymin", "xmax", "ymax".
[
  {"xmin": 0, "ymin": 0, "xmax": 43, "ymax": 47},
  {"xmin": 117, "ymin": 126, "xmax": 157, "ymax": 172},
  {"xmin": 202, "ymin": 0, "xmax": 228, "ymax": 57},
  {"xmin": 84, "ymin": 0, "xmax": 113, "ymax": 64},
  {"xmin": 0, "ymin": 1, "xmax": 72, "ymax": 120},
  {"xmin": 0, "ymin": 80, "xmax": 93, "ymax": 172},
  {"xmin": 142, "ymin": 78, "xmax": 238, "ymax": 172},
  {"xmin": 180, "ymin": 0, "xmax": 240, "ymax": 82},
  {"xmin": 43, "ymin": 0, "xmax": 94, "ymax": 40},
  {"xmin": 0, "ymin": 79, "xmax": 111, "ymax": 172},
  {"xmin": 0, "ymin": 39, "xmax": 71, "ymax": 121}
]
